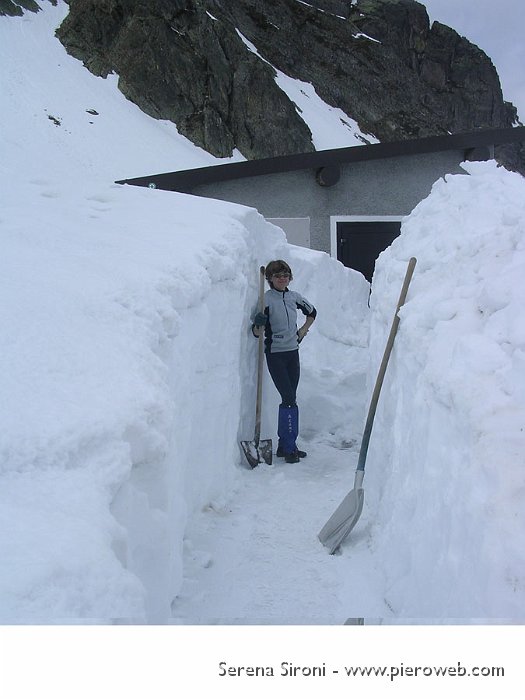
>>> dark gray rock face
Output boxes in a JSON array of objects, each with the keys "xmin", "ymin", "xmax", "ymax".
[
  {"xmin": 45, "ymin": 0, "xmax": 523, "ymax": 168},
  {"xmin": 55, "ymin": 0, "xmax": 314, "ymax": 158},
  {"xmin": 0, "ymin": 0, "xmax": 54, "ymax": 16},
  {"xmin": 219, "ymin": 0, "xmax": 513, "ymax": 137}
]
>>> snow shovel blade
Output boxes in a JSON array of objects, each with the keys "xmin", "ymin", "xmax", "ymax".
[
  {"xmin": 318, "ymin": 471, "xmax": 364, "ymax": 554},
  {"xmin": 240, "ymin": 439, "xmax": 273, "ymax": 468},
  {"xmin": 259, "ymin": 438, "xmax": 273, "ymax": 466},
  {"xmin": 240, "ymin": 440, "xmax": 260, "ymax": 468}
]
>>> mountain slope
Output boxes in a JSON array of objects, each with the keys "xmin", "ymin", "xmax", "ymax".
[{"xmin": 50, "ymin": 0, "xmax": 523, "ymax": 172}]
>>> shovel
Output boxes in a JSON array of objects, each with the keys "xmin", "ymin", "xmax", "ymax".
[
  {"xmin": 241, "ymin": 266, "xmax": 273, "ymax": 468},
  {"xmin": 318, "ymin": 257, "xmax": 417, "ymax": 554}
]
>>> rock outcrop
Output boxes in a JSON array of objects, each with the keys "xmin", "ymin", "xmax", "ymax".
[
  {"xmin": 5, "ymin": 0, "xmax": 524, "ymax": 169},
  {"xmin": 56, "ymin": 0, "xmax": 316, "ymax": 158},
  {"xmin": 0, "ymin": 0, "xmax": 53, "ymax": 16}
]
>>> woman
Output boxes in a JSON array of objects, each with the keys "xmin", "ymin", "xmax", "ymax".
[{"xmin": 252, "ymin": 260, "xmax": 317, "ymax": 463}]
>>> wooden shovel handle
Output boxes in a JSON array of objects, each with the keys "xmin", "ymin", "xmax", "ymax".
[
  {"xmin": 254, "ymin": 266, "xmax": 266, "ymax": 444},
  {"xmin": 356, "ymin": 257, "xmax": 417, "ymax": 471}
]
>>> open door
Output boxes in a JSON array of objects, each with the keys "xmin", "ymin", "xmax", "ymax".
[{"xmin": 336, "ymin": 220, "xmax": 401, "ymax": 282}]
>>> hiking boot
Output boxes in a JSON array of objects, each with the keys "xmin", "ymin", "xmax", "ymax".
[
  {"xmin": 284, "ymin": 450, "xmax": 301, "ymax": 464},
  {"xmin": 277, "ymin": 445, "xmax": 307, "ymax": 459}
]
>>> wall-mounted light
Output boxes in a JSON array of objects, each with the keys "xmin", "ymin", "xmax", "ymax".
[{"xmin": 316, "ymin": 165, "xmax": 341, "ymax": 187}]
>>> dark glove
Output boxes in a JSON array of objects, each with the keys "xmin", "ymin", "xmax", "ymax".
[{"xmin": 253, "ymin": 312, "xmax": 268, "ymax": 327}]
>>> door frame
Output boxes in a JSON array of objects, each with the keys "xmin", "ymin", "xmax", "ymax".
[{"xmin": 330, "ymin": 215, "xmax": 405, "ymax": 260}]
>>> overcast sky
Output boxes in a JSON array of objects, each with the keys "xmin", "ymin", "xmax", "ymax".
[{"xmin": 420, "ymin": 0, "xmax": 524, "ymax": 122}]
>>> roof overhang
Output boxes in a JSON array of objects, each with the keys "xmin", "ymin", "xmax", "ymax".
[{"xmin": 116, "ymin": 126, "xmax": 525, "ymax": 192}]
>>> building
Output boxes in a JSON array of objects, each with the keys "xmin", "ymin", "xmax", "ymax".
[{"xmin": 117, "ymin": 126, "xmax": 525, "ymax": 281}]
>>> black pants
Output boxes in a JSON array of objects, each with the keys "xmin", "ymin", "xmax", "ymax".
[{"xmin": 265, "ymin": 350, "xmax": 300, "ymax": 407}]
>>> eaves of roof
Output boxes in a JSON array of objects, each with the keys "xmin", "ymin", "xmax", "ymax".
[{"xmin": 116, "ymin": 126, "xmax": 525, "ymax": 192}]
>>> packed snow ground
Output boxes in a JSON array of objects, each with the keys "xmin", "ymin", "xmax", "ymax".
[{"xmin": 1, "ymin": 1, "xmax": 524, "ymax": 626}]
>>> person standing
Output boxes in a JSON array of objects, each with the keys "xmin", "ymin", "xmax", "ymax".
[{"xmin": 252, "ymin": 260, "xmax": 317, "ymax": 463}]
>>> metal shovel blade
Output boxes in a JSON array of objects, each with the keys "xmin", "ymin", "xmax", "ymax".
[
  {"xmin": 240, "ymin": 440, "xmax": 260, "ymax": 468},
  {"xmin": 318, "ymin": 470, "xmax": 364, "ymax": 554},
  {"xmin": 240, "ymin": 439, "xmax": 273, "ymax": 468},
  {"xmin": 259, "ymin": 438, "xmax": 273, "ymax": 466}
]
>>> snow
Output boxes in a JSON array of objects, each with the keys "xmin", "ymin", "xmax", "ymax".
[
  {"xmin": 1, "ymin": 0, "xmax": 371, "ymax": 624},
  {"xmin": 236, "ymin": 29, "xmax": 379, "ymax": 148},
  {"xmin": 1, "ymin": 0, "xmax": 524, "ymax": 643},
  {"xmin": 364, "ymin": 162, "xmax": 525, "ymax": 619},
  {"xmin": 353, "ymin": 31, "xmax": 382, "ymax": 43},
  {"xmin": 0, "ymin": 1, "xmax": 244, "ymax": 182},
  {"xmin": 294, "ymin": 0, "xmax": 348, "ymax": 20}
]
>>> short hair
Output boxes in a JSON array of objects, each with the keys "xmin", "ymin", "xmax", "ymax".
[{"xmin": 265, "ymin": 260, "xmax": 293, "ymax": 285}]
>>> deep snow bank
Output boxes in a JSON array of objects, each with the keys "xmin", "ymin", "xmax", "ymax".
[
  {"xmin": 0, "ymin": 173, "xmax": 370, "ymax": 622},
  {"xmin": 0, "ymin": 0, "xmax": 372, "ymax": 624},
  {"xmin": 365, "ymin": 161, "xmax": 525, "ymax": 618},
  {"xmin": 1, "ymin": 178, "xmax": 267, "ymax": 622}
]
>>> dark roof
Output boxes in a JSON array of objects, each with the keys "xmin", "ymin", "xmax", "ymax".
[{"xmin": 116, "ymin": 126, "xmax": 525, "ymax": 192}]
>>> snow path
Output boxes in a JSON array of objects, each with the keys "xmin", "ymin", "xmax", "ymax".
[{"xmin": 171, "ymin": 436, "xmax": 387, "ymax": 625}]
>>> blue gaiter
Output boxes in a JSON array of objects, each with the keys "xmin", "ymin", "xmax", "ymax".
[{"xmin": 278, "ymin": 404, "xmax": 298, "ymax": 454}]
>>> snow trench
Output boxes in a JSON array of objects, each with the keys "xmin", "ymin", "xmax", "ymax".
[{"xmin": 0, "ymin": 177, "xmax": 370, "ymax": 622}]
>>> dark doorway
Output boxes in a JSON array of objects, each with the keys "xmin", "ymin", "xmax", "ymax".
[{"xmin": 337, "ymin": 220, "xmax": 401, "ymax": 282}]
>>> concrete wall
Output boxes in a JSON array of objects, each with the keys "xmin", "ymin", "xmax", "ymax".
[
  {"xmin": 267, "ymin": 217, "xmax": 311, "ymax": 247},
  {"xmin": 189, "ymin": 150, "xmax": 467, "ymax": 255}
]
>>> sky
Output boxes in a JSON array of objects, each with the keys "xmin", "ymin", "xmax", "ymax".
[
  {"xmin": 421, "ymin": 0, "xmax": 525, "ymax": 121},
  {"xmin": 1, "ymin": 3, "xmax": 524, "ymax": 698}
]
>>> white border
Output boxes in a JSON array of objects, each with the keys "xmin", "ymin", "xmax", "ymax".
[
  {"xmin": 329, "ymin": 215, "xmax": 405, "ymax": 260},
  {"xmin": 1, "ymin": 625, "xmax": 521, "ymax": 699}
]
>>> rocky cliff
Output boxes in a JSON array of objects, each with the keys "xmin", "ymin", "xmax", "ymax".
[
  {"xmin": 4, "ymin": 0, "xmax": 523, "ymax": 170},
  {"xmin": 0, "ymin": 0, "xmax": 45, "ymax": 15}
]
